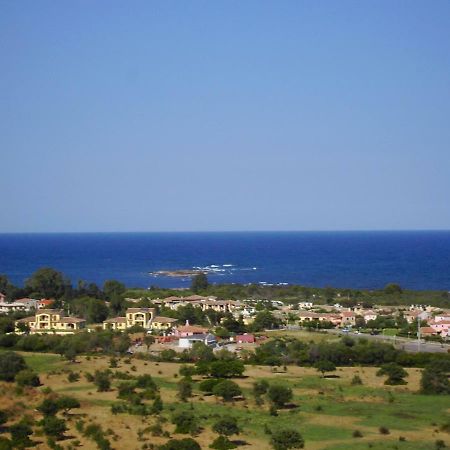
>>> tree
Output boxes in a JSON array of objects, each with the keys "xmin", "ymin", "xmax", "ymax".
[
  {"xmin": 152, "ymin": 395, "xmax": 163, "ymax": 414},
  {"xmin": 270, "ymin": 429, "xmax": 305, "ymax": 450},
  {"xmin": 25, "ymin": 267, "xmax": 68, "ymax": 299},
  {"xmin": 15, "ymin": 370, "xmax": 40, "ymax": 387},
  {"xmin": 191, "ymin": 342, "xmax": 215, "ymax": 362},
  {"xmin": 191, "ymin": 273, "xmax": 209, "ymax": 293},
  {"xmin": 199, "ymin": 378, "xmax": 222, "ymax": 393},
  {"xmin": 209, "ymin": 360, "xmax": 245, "ymax": 378},
  {"xmin": 253, "ymin": 380, "xmax": 269, "ymax": 398},
  {"xmin": 57, "ymin": 396, "xmax": 80, "ymax": 415},
  {"xmin": 9, "ymin": 420, "xmax": 33, "ymax": 449},
  {"xmin": 103, "ymin": 280, "xmax": 125, "ymax": 300},
  {"xmin": 38, "ymin": 398, "xmax": 60, "ymax": 416},
  {"xmin": 384, "ymin": 283, "xmax": 402, "ymax": 295},
  {"xmin": 212, "ymin": 380, "xmax": 242, "ymax": 402},
  {"xmin": 0, "ymin": 437, "xmax": 13, "ymax": 450},
  {"xmin": 144, "ymin": 334, "xmax": 155, "ymax": 351},
  {"xmin": 94, "ymin": 370, "xmax": 111, "ymax": 392},
  {"xmin": 40, "ymin": 416, "xmax": 67, "ymax": 440},
  {"xmin": 0, "ymin": 351, "xmax": 27, "ymax": 382},
  {"xmin": 314, "ymin": 360, "xmax": 337, "ymax": 378},
  {"xmin": 109, "ymin": 293, "xmax": 126, "ymax": 316},
  {"xmin": 178, "ymin": 378, "xmax": 193, "ymax": 402},
  {"xmin": 251, "ymin": 311, "xmax": 280, "ymax": 332},
  {"xmin": 420, "ymin": 363, "xmax": 450, "ymax": 395},
  {"xmin": 159, "ymin": 438, "xmax": 201, "ymax": 450},
  {"xmin": 323, "ymin": 286, "xmax": 336, "ymax": 304},
  {"xmin": 171, "ymin": 411, "xmax": 199, "ymax": 435},
  {"xmin": 376, "ymin": 363, "xmax": 408, "ymax": 385},
  {"xmin": 209, "ymin": 435, "xmax": 236, "ymax": 450},
  {"xmin": 212, "ymin": 416, "xmax": 240, "ymax": 437},
  {"xmin": 0, "ymin": 410, "xmax": 7, "ymax": 427},
  {"xmin": 267, "ymin": 385, "xmax": 293, "ymax": 409}
]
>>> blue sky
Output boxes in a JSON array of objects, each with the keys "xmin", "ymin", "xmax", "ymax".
[{"xmin": 1, "ymin": 1, "xmax": 450, "ymax": 232}]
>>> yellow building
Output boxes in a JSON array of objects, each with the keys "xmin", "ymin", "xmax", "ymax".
[
  {"xmin": 103, "ymin": 316, "xmax": 127, "ymax": 331},
  {"xmin": 151, "ymin": 316, "xmax": 178, "ymax": 330},
  {"xmin": 126, "ymin": 307, "xmax": 155, "ymax": 328},
  {"xmin": 102, "ymin": 308, "xmax": 177, "ymax": 332},
  {"xmin": 15, "ymin": 309, "xmax": 86, "ymax": 334}
]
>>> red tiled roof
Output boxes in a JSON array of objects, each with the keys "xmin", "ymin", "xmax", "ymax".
[{"xmin": 104, "ymin": 317, "xmax": 126, "ymax": 323}]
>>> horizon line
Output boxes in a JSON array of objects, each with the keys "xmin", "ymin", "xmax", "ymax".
[{"xmin": 1, "ymin": 228, "xmax": 450, "ymax": 235}]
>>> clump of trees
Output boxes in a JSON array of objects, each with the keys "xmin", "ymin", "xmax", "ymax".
[
  {"xmin": 0, "ymin": 351, "xmax": 27, "ymax": 382},
  {"xmin": 420, "ymin": 361, "xmax": 450, "ymax": 395},
  {"xmin": 376, "ymin": 363, "xmax": 408, "ymax": 385}
]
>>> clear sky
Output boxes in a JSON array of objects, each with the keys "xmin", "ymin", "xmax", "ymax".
[{"xmin": 1, "ymin": 1, "xmax": 450, "ymax": 232}]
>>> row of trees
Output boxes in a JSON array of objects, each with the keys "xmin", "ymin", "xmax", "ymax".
[{"xmin": 3, "ymin": 267, "xmax": 450, "ymax": 309}]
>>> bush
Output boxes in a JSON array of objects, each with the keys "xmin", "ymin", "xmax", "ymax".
[
  {"xmin": 177, "ymin": 378, "xmax": 193, "ymax": 402},
  {"xmin": 40, "ymin": 416, "xmax": 67, "ymax": 439},
  {"xmin": 352, "ymin": 430, "xmax": 363, "ymax": 438},
  {"xmin": 379, "ymin": 426, "xmax": 390, "ymax": 435},
  {"xmin": 199, "ymin": 378, "xmax": 222, "ymax": 393},
  {"xmin": 212, "ymin": 416, "xmax": 240, "ymax": 437},
  {"xmin": 253, "ymin": 380, "xmax": 269, "ymax": 397},
  {"xmin": 159, "ymin": 438, "xmax": 201, "ymax": 450},
  {"xmin": 94, "ymin": 370, "xmax": 111, "ymax": 392},
  {"xmin": 351, "ymin": 375, "xmax": 363, "ymax": 385},
  {"xmin": 267, "ymin": 385, "xmax": 293, "ymax": 408},
  {"xmin": 212, "ymin": 380, "xmax": 242, "ymax": 402},
  {"xmin": 15, "ymin": 369, "xmax": 41, "ymax": 387},
  {"xmin": 38, "ymin": 398, "xmax": 60, "ymax": 416},
  {"xmin": 171, "ymin": 411, "xmax": 199, "ymax": 435},
  {"xmin": 376, "ymin": 363, "xmax": 408, "ymax": 385},
  {"xmin": 0, "ymin": 352, "xmax": 27, "ymax": 382},
  {"xmin": 9, "ymin": 420, "xmax": 33, "ymax": 449},
  {"xmin": 270, "ymin": 429, "xmax": 304, "ymax": 450},
  {"xmin": 136, "ymin": 374, "xmax": 157, "ymax": 390},
  {"xmin": 209, "ymin": 360, "xmax": 245, "ymax": 378},
  {"xmin": 67, "ymin": 371, "xmax": 80, "ymax": 383},
  {"xmin": 420, "ymin": 364, "xmax": 450, "ymax": 395},
  {"xmin": 0, "ymin": 437, "xmax": 13, "ymax": 450},
  {"xmin": 209, "ymin": 435, "xmax": 236, "ymax": 450}
]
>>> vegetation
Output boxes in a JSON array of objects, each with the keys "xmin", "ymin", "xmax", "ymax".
[{"xmin": 376, "ymin": 363, "xmax": 408, "ymax": 385}]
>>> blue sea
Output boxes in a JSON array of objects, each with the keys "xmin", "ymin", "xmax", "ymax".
[{"xmin": 0, "ymin": 231, "xmax": 449, "ymax": 291}]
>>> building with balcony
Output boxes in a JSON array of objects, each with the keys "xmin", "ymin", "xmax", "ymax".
[{"xmin": 15, "ymin": 309, "xmax": 86, "ymax": 334}]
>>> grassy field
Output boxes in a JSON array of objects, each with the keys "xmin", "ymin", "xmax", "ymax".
[{"xmin": 2, "ymin": 352, "xmax": 449, "ymax": 450}]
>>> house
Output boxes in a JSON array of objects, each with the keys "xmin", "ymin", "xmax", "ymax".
[
  {"xmin": 102, "ymin": 308, "xmax": 176, "ymax": 332},
  {"xmin": 126, "ymin": 308, "xmax": 155, "ymax": 328},
  {"xmin": 340, "ymin": 311, "xmax": 356, "ymax": 327},
  {"xmin": 178, "ymin": 333, "xmax": 217, "ymax": 349},
  {"xmin": 434, "ymin": 314, "xmax": 450, "ymax": 323},
  {"xmin": 419, "ymin": 327, "xmax": 437, "ymax": 337},
  {"xmin": 235, "ymin": 334, "xmax": 255, "ymax": 344},
  {"xmin": 15, "ymin": 309, "xmax": 86, "ymax": 334},
  {"xmin": 0, "ymin": 298, "xmax": 37, "ymax": 313},
  {"xmin": 151, "ymin": 316, "xmax": 178, "ymax": 331},
  {"xmin": 429, "ymin": 320, "xmax": 450, "ymax": 338},
  {"xmin": 363, "ymin": 311, "xmax": 378, "ymax": 322},
  {"xmin": 103, "ymin": 317, "xmax": 127, "ymax": 331},
  {"xmin": 298, "ymin": 301, "xmax": 313, "ymax": 309},
  {"xmin": 173, "ymin": 321, "xmax": 209, "ymax": 337},
  {"xmin": 0, "ymin": 293, "xmax": 6, "ymax": 302},
  {"xmin": 38, "ymin": 299, "xmax": 55, "ymax": 309}
]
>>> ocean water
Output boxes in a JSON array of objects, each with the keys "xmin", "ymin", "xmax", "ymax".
[{"xmin": 0, "ymin": 231, "xmax": 449, "ymax": 291}]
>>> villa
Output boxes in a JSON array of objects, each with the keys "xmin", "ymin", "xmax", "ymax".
[
  {"xmin": 102, "ymin": 307, "xmax": 177, "ymax": 332},
  {"xmin": 15, "ymin": 309, "xmax": 86, "ymax": 334}
]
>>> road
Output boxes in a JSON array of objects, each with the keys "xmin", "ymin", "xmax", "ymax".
[{"xmin": 324, "ymin": 328, "xmax": 450, "ymax": 353}]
